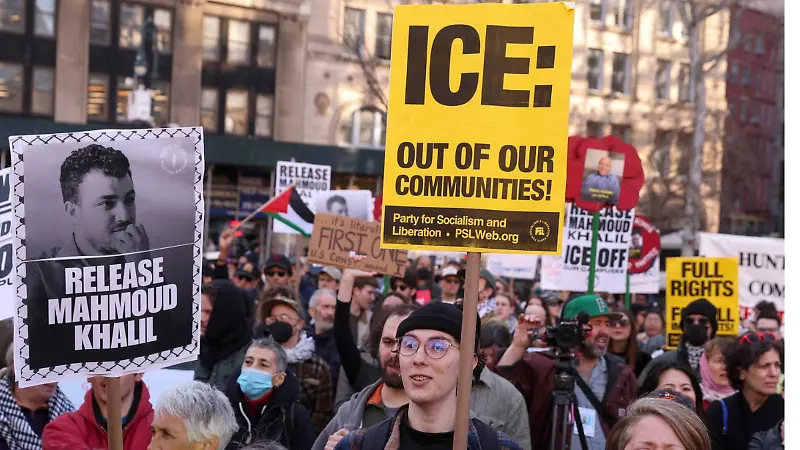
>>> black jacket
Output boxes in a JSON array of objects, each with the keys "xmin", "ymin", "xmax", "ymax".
[
  {"xmin": 312, "ymin": 327, "xmax": 341, "ymax": 394},
  {"xmin": 748, "ymin": 420, "xmax": 783, "ymax": 450},
  {"xmin": 707, "ymin": 392, "xmax": 783, "ymax": 450},
  {"xmin": 225, "ymin": 371, "xmax": 316, "ymax": 450}
]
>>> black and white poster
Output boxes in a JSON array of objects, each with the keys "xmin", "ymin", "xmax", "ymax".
[
  {"xmin": 541, "ymin": 203, "xmax": 634, "ymax": 293},
  {"xmin": 273, "ymin": 161, "xmax": 330, "ymax": 235},
  {"xmin": 0, "ymin": 168, "xmax": 12, "ymax": 319},
  {"xmin": 314, "ymin": 190, "xmax": 373, "ymax": 221},
  {"xmin": 9, "ymin": 128, "xmax": 204, "ymax": 386}
]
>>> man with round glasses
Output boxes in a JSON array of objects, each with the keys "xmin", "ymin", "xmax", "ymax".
[
  {"xmin": 639, "ymin": 298, "xmax": 719, "ymax": 384},
  {"xmin": 333, "ymin": 302, "xmax": 522, "ymax": 450}
]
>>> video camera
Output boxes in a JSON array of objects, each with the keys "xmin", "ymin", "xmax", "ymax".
[{"xmin": 529, "ymin": 312, "xmax": 590, "ymax": 354}]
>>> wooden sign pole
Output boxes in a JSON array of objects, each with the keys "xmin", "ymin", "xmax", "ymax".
[
  {"xmin": 452, "ymin": 252, "xmax": 481, "ymax": 450},
  {"xmin": 105, "ymin": 376, "xmax": 124, "ymax": 450}
]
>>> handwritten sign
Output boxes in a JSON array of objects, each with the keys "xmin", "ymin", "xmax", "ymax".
[{"xmin": 308, "ymin": 213, "xmax": 408, "ymax": 276}]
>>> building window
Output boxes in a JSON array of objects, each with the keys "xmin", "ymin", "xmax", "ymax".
[
  {"xmin": 740, "ymin": 97, "xmax": 748, "ymax": 123},
  {"xmin": 0, "ymin": 0, "xmax": 24, "ymax": 33},
  {"xmin": 32, "ymin": 67, "xmax": 54, "ymax": 115},
  {"xmin": 678, "ymin": 63, "xmax": 692, "ymax": 103},
  {"xmin": 612, "ymin": 0, "xmax": 631, "ymax": 29},
  {"xmin": 753, "ymin": 67, "xmax": 761, "ymax": 92},
  {"xmin": 90, "ymin": 0, "xmax": 110, "ymax": 45},
  {"xmin": 728, "ymin": 61, "xmax": 738, "ymax": 84},
  {"xmin": 227, "ymin": 20, "xmax": 251, "ymax": 65},
  {"xmin": 658, "ymin": 0, "xmax": 673, "ymax": 36},
  {"xmin": 341, "ymin": 108, "xmax": 386, "ymax": 148},
  {"xmin": 587, "ymin": 49, "xmax": 603, "ymax": 91},
  {"xmin": 655, "ymin": 59, "xmax": 671, "ymax": 100},
  {"xmin": 154, "ymin": 8, "xmax": 171, "ymax": 53},
  {"xmin": 589, "ymin": 0, "xmax": 604, "ymax": 24},
  {"xmin": 586, "ymin": 121, "xmax": 603, "ymax": 137},
  {"xmin": 34, "ymin": 0, "xmax": 56, "ymax": 37},
  {"xmin": 257, "ymin": 25, "xmax": 276, "ymax": 68},
  {"xmin": 343, "ymin": 7, "xmax": 365, "ymax": 54},
  {"xmin": 119, "ymin": 3, "xmax": 144, "ymax": 49},
  {"xmin": 610, "ymin": 124, "xmax": 632, "ymax": 143},
  {"xmin": 741, "ymin": 65, "xmax": 750, "ymax": 86},
  {"xmin": 676, "ymin": 132, "xmax": 692, "ymax": 175},
  {"xmin": 115, "ymin": 78, "xmax": 170, "ymax": 124},
  {"xmin": 744, "ymin": 33, "xmax": 752, "ymax": 52},
  {"xmin": 611, "ymin": 52, "xmax": 629, "ymax": 94},
  {"xmin": 225, "ymin": 90, "xmax": 249, "ymax": 136},
  {"xmin": 203, "ymin": 16, "xmax": 220, "ymax": 61},
  {"xmin": 728, "ymin": 99, "xmax": 737, "ymax": 120},
  {"xmin": 0, "ymin": 63, "xmax": 23, "ymax": 112},
  {"xmin": 255, "ymin": 94, "xmax": 273, "ymax": 137},
  {"xmin": 376, "ymin": 13, "xmax": 392, "ymax": 60},
  {"xmin": 654, "ymin": 130, "xmax": 672, "ymax": 175},
  {"xmin": 750, "ymin": 101, "xmax": 761, "ymax": 125},
  {"xmin": 201, "ymin": 88, "xmax": 218, "ymax": 132},
  {"xmin": 87, "ymin": 73, "xmax": 109, "ymax": 120},
  {"xmin": 754, "ymin": 35, "xmax": 765, "ymax": 55}
]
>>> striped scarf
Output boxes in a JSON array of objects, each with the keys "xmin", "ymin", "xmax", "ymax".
[{"xmin": 0, "ymin": 377, "xmax": 74, "ymax": 450}]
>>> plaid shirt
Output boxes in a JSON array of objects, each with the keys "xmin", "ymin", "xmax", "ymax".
[
  {"xmin": 293, "ymin": 353, "xmax": 333, "ymax": 433},
  {"xmin": 335, "ymin": 405, "xmax": 522, "ymax": 450}
]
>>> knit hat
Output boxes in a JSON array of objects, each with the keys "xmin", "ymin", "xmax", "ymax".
[
  {"xmin": 396, "ymin": 302, "xmax": 479, "ymax": 352},
  {"xmin": 680, "ymin": 298, "xmax": 718, "ymax": 337}
]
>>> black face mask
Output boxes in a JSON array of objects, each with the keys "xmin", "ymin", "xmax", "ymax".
[
  {"xmin": 266, "ymin": 321, "xmax": 294, "ymax": 344},
  {"xmin": 684, "ymin": 323, "xmax": 709, "ymax": 346},
  {"xmin": 417, "ymin": 268, "xmax": 431, "ymax": 280}
]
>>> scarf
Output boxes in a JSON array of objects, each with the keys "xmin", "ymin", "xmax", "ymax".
[
  {"xmin": 699, "ymin": 352, "xmax": 735, "ymax": 402},
  {"xmin": 478, "ymin": 297, "xmax": 496, "ymax": 318},
  {"xmin": 285, "ymin": 332, "xmax": 315, "ymax": 364},
  {"xmin": 685, "ymin": 343, "xmax": 704, "ymax": 371},
  {"xmin": 0, "ymin": 377, "xmax": 74, "ymax": 450}
]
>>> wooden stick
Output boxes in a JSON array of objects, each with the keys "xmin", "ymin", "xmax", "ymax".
[
  {"xmin": 105, "ymin": 376, "xmax": 123, "ymax": 450},
  {"xmin": 453, "ymin": 252, "xmax": 481, "ymax": 450}
]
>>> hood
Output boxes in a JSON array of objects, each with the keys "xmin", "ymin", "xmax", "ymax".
[
  {"xmin": 78, "ymin": 381, "xmax": 153, "ymax": 431},
  {"xmin": 200, "ymin": 279, "xmax": 253, "ymax": 368}
]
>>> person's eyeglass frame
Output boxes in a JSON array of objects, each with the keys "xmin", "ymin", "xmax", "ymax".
[
  {"xmin": 393, "ymin": 335, "xmax": 460, "ymax": 360},
  {"xmin": 738, "ymin": 331, "xmax": 779, "ymax": 345}
]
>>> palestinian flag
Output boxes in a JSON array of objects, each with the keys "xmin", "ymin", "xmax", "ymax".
[{"xmin": 261, "ymin": 186, "xmax": 315, "ymax": 237}]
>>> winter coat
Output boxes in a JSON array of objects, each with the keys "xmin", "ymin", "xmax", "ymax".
[
  {"xmin": 748, "ymin": 420, "xmax": 783, "ymax": 450},
  {"xmin": 42, "ymin": 382, "xmax": 154, "ymax": 450},
  {"xmin": 225, "ymin": 371, "xmax": 316, "ymax": 450}
]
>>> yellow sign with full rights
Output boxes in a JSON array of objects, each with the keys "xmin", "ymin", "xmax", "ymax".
[
  {"xmin": 666, "ymin": 257, "xmax": 739, "ymax": 349},
  {"xmin": 380, "ymin": 2, "xmax": 574, "ymax": 254}
]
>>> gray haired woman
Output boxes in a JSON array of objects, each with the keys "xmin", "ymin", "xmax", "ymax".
[{"xmin": 0, "ymin": 346, "xmax": 74, "ymax": 450}]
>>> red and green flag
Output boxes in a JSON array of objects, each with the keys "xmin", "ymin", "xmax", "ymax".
[{"xmin": 259, "ymin": 186, "xmax": 315, "ymax": 237}]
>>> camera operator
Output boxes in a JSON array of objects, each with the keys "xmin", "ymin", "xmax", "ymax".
[{"xmin": 495, "ymin": 295, "xmax": 638, "ymax": 450}]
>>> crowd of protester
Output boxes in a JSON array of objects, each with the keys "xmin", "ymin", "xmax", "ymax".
[{"xmin": 0, "ymin": 229, "xmax": 785, "ymax": 449}]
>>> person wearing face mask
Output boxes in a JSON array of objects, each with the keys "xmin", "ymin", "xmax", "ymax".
[
  {"xmin": 226, "ymin": 338, "xmax": 315, "ymax": 450},
  {"xmin": 255, "ymin": 297, "xmax": 333, "ymax": 433},
  {"xmin": 639, "ymin": 298, "xmax": 718, "ymax": 384}
]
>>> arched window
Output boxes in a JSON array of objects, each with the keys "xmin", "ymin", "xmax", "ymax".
[{"xmin": 339, "ymin": 107, "xmax": 386, "ymax": 148}]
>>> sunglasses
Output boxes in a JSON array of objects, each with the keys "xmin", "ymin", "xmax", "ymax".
[
  {"xmin": 266, "ymin": 271, "xmax": 287, "ymax": 277},
  {"xmin": 236, "ymin": 275, "xmax": 254, "ymax": 281},
  {"xmin": 686, "ymin": 317, "xmax": 709, "ymax": 326},
  {"xmin": 738, "ymin": 331, "xmax": 779, "ymax": 345},
  {"xmin": 393, "ymin": 283, "xmax": 409, "ymax": 291},
  {"xmin": 609, "ymin": 317, "xmax": 630, "ymax": 327},
  {"xmin": 653, "ymin": 391, "xmax": 680, "ymax": 401}
]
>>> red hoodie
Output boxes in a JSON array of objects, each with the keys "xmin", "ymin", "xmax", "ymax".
[{"xmin": 42, "ymin": 382, "xmax": 154, "ymax": 450}]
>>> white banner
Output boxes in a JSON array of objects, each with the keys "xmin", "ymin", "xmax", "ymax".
[
  {"xmin": 273, "ymin": 161, "xmax": 330, "ymax": 234},
  {"xmin": 0, "ymin": 168, "xmax": 11, "ymax": 319},
  {"xmin": 628, "ymin": 257, "xmax": 660, "ymax": 294},
  {"xmin": 540, "ymin": 204, "xmax": 634, "ymax": 293},
  {"xmin": 486, "ymin": 253, "xmax": 539, "ymax": 279},
  {"xmin": 698, "ymin": 232, "xmax": 784, "ymax": 321}
]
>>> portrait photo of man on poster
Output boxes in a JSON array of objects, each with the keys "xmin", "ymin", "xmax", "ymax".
[
  {"xmin": 315, "ymin": 190, "xmax": 372, "ymax": 221},
  {"xmin": 580, "ymin": 149, "xmax": 625, "ymax": 205}
]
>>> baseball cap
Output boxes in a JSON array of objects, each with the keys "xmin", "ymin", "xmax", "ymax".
[
  {"xmin": 261, "ymin": 297, "xmax": 304, "ymax": 320},
  {"xmin": 440, "ymin": 266, "xmax": 460, "ymax": 279},
  {"xmin": 319, "ymin": 266, "xmax": 342, "ymax": 281},
  {"xmin": 263, "ymin": 254, "xmax": 292, "ymax": 273},
  {"xmin": 479, "ymin": 269, "xmax": 496, "ymax": 289},
  {"xmin": 235, "ymin": 261, "xmax": 259, "ymax": 280},
  {"xmin": 561, "ymin": 294, "xmax": 622, "ymax": 320}
]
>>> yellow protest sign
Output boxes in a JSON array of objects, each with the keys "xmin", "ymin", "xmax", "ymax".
[
  {"xmin": 380, "ymin": 2, "xmax": 574, "ymax": 254},
  {"xmin": 666, "ymin": 257, "xmax": 739, "ymax": 349}
]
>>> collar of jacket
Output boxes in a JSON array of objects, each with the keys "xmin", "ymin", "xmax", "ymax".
[{"xmin": 382, "ymin": 405, "xmax": 483, "ymax": 450}]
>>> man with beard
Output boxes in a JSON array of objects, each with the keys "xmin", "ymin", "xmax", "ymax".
[
  {"xmin": 497, "ymin": 294, "xmax": 638, "ymax": 450},
  {"xmin": 308, "ymin": 288, "xmax": 341, "ymax": 394}
]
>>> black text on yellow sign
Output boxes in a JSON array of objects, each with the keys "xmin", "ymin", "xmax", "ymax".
[
  {"xmin": 665, "ymin": 257, "xmax": 739, "ymax": 349},
  {"xmin": 380, "ymin": 2, "xmax": 575, "ymax": 254}
]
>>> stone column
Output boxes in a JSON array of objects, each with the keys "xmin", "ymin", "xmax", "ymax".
[
  {"xmin": 274, "ymin": 15, "xmax": 308, "ymax": 142},
  {"xmin": 54, "ymin": 0, "xmax": 90, "ymax": 124},
  {"xmin": 170, "ymin": 0, "xmax": 206, "ymax": 126}
]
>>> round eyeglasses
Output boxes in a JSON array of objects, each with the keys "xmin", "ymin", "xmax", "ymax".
[{"xmin": 395, "ymin": 336, "xmax": 459, "ymax": 360}]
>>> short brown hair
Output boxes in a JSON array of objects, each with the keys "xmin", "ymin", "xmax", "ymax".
[
  {"xmin": 353, "ymin": 276, "xmax": 378, "ymax": 290},
  {"xmin": 606, "ymin": 398, "xmax": 711, "ymax": 450}
]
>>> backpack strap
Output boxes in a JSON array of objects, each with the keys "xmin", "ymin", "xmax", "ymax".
[
  {"xmin": 471, "ymin": 418, "xmax": 502, "ymax": 450},
  {"xmin": 720, "ymin": 399, "xmax": 729, "ymax": 436}
]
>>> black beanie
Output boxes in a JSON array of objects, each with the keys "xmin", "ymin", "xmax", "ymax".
[
  {"xmin": 680, "ymin": 298, "xmax": 718, "ymax": 337},
  {"xmin": 396, "ymin": 302, "xmax": 479, "ymax": 352}
]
